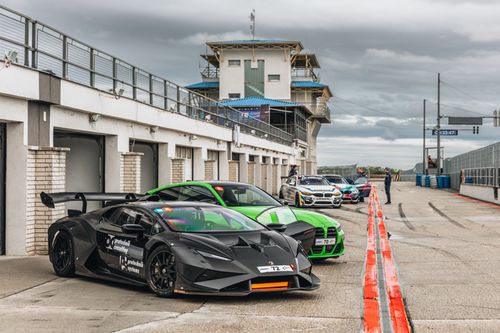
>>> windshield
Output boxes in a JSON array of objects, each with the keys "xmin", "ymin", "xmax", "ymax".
[
  {"xmin": 153, "ymin": 206, "xmax": 266, "ymax": 233},
  {"xmin": 299, "ymin": 177, "xmax": 330, "ymax": 186},
  {"xmin": 256, "ymin": 206, "xmax": 297, "ymax": 225},
  {"xmin": 212, "ymin": 184, "xmax": 280, "ymax": 207},
  {"xmin": 355, "ymin": 177, "xmax": 368, "ymax": 185},
  {"xmin": 325, "ymin": 176, "xmax": 346, "ymax": 184}
]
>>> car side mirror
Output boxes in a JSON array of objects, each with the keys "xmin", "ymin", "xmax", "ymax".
[
  {"xmin": 279, "ymin": 199, "xmax": 288, "ymax": 206},
  {"xmin": 121, "ymin": 224, "xmax": 144, "ymax": 235},
  {"xmin": 268, "ymin": 223, "xmax": 287, "ymax": 232}
]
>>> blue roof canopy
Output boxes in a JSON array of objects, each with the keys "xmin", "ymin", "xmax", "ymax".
[
  {"xmin": 291, "ymin": 81, "xmax": 327, "ymax": 88},
  {"xmin": 185, "ymin": 81, "xmax": 220, "ymax": 89},
  {"xmin": 219, "ymin": 96, "xmax": 301, "ymax": 108}
]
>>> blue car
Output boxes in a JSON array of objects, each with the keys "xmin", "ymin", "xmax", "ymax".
[{"xmin": 322, "ymin": 174, "xmax": 360, "ymax": 204}]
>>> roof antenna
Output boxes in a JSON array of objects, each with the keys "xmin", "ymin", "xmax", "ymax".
[{"xmin": 249, "ymin": 9, "xmax": 256, "ymax": 40}]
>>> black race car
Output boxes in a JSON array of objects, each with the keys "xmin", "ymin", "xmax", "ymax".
[{"xmin": 41, "ymin": 192, "xmax": 319, "ymax": 297}]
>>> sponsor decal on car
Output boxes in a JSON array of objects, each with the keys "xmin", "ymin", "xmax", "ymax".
[
  {"xmin": 105, "ymin": 235, "xmax": 130, "ymax": 255},
  {"xmin": 257, "ymin": 265, "xmax": 294, "ymax": 273},
  {"xmin": 120, "ymin": 255, "xmax": 143, "ymax": 274}
]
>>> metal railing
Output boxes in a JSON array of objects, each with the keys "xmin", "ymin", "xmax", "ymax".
[
  {"xmin": 200, "ymin": 66, "xmax": 219, "ymax": 79},
  {"xmin": 0, "ymin": 5, "xmax": 293, "ymax": 145},
  {"xmin": 291, "ymin": 68, "xmax": 319, "ymax": 82},
  {"xmin": 462, "ymin": 167, "xmax": 499, "ymax": 187}
]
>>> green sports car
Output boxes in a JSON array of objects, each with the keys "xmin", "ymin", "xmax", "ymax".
[{"xmin": 147, "ymin": 181, "xmax": 345, "ymax": 260}]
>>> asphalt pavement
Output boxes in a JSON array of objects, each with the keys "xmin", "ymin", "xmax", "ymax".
[{"xmin": 0, "ymin": 182, "xmax": 498, "ymax": 332}]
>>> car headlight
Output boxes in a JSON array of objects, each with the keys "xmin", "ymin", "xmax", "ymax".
[
  {"xmin": 300, "ymin": 191, "xmax": 313, "ymax": 196},
  {"xmin": 334, "ymin": 192, "xmax": 342, "ymax": 197},
  {"xmin": 352, "ymin": 189, "xmax": 359, "ymax": 194},
  {"xmin": 196, "ymin": 250, "xmax": 232, "ymax": 261}
]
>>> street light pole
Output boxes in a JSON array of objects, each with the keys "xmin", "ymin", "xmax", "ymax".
[
  {"xmin": 423, "ymin": 99, "xmax": 426, "ymax": 175},
  {"xmin": 437, "ymin": 73, "xmax": 441, "ymax": 175}
]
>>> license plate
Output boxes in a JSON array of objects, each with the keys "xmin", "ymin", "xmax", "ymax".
[
  {"xmin": 257, "ymin": 265, "xmax": 293, "ymax": 273},
  {"xmin": 315, "ymin": 238, "xmax": 336, "ymax": 245}
]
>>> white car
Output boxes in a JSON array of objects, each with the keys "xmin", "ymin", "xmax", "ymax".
[{"xmin": 279, "ymin": 176, "xmax": 343, "ymax": 208}]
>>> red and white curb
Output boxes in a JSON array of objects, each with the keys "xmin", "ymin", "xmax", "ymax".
[{"xmin": 363, "ymin": 185, "xmax": 411, "ymax": 333}]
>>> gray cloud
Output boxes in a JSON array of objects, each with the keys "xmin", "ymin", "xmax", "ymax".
[{"xmin": 2, "ymin": 0, "xmax": 499, "ymax": 168}]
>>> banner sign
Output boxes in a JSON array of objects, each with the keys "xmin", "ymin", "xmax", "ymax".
[{"xmin": 448, "ymin": 117, "xmax": 483, "ymax": 125}]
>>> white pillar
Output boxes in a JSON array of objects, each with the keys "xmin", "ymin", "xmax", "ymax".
[
  {"xmin": 219, "ymin": 150, "xmax": 229, "ymax": 181},
  {"xmin": 239, "ymin": 153, "xmax": 249, "ymax": 183},
  {"xmin": 6, "ymin": 122, "xmax": 27, "ymax": 255},
  {"xmin": 193, "ymin": 147, "xmax": 206, "ymax": 181},
  {"xmin": 254, "ymin": 155, "xmax": 262, "ymax": 188}
]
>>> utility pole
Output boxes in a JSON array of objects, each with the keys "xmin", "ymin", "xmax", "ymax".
[
  {"xmin": 423, "ymin": 99, "xmax": 426, "ymax": 175},
  {"xmin": 437, "ymin": 73, "xmax": 441, "ymax": 175}
]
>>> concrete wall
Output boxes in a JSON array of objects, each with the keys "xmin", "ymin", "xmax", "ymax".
[
  {"xmin": 219, "ymin": 49, "xmax": 291, "ymax": 100},
  {"xmin": 460, "ymin": 184, "xmax": 499, "ymax": 204}
]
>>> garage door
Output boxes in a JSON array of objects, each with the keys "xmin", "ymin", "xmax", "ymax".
[
  {"xmin": 175, "ymin": 146, "xmax": 193, "ymax": 182},
  {"xmin": 54, "ymin": 131, "xmax": 104, "ymax": 211},
  {"xmin": 130, "ymin": 141, "xmax": 158, "ymax": 192},
  {"xmin": 0, "ymin": 124, "xmax": 5, "ymax": 255}
]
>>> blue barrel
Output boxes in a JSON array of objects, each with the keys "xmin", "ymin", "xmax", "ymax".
[
  {"xmin": 437, "ymin": 176, "xmax": 444, "ymax": 188},
  {"xmin": 443, "ymin": 176, "xmax": 450, "ymax": 188},
  {"xmin": 425, "ymin": 175, "xmax": 431, "ymax": 187},
  {"xmin": 416, "ymin": 174, "xmax": 422, "ymax": 186}
]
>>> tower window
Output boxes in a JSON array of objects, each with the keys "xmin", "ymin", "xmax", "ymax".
[
  {"xmin": 228, "ymin": 60, "xmax": 241, "ymax": 66},
  {"xmin": 268, "ymin": 74, "xmax": 280, "ymax": 82},
  {"xmin": 228, "ymin": 93, "xmax": 241, "ymax": 99}
]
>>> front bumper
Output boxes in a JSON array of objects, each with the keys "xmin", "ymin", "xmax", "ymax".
[
  {"xmin": 308, "ymin": 227, "xmax": 345, "ymax": 259},
  {"xmin": 342, "ymin": 192, "xmax": 359, "ymax": 202},
  {"xmin": 173, "ymin": 269, "xmax": 320, "ymax": 296},
  {"xmin": 300, "ymin": 193, "xmax": 342, "ymax": 207}
]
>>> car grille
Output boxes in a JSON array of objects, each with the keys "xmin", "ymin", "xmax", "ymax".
[
  {"xmin": 310, "ymin": 227, "xmax": 338, "ymax": 255},
  {"xmin": 311, "ymin": 227, "xmax": 325, "ymax": 253},
  {"xmin": 324, "ymin": 193, "xmax": 333, "ymax": 198},
  {"xmin": 325, "ymin": 227, "xmax": 337, "ymax": 252},
  {"xmin": 312, "ymin": 193, "xmax": 323, "ymax": 197}
]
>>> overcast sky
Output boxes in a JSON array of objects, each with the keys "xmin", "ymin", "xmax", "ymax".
[{"xmin": 3, "ymin": 0, "xmax": 499, "ymax": 169}]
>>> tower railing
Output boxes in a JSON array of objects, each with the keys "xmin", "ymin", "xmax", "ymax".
[{"xmin": 0, "ymin": 5, "xmax": 292, "ymax": 145}]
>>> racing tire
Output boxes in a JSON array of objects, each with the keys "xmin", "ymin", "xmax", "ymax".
[
  {"xmin": 295, "ymin": 194, "xmax": 302, "ymax": 208},
  {"xmin": 146, "ymin": 245, "xmax": 177, "ymax": 298},
  {"xmin": 50, "ymin": 230, "xmax": 75, "ymax": 277},
  {"xmin": 359, "ymin": 197, "xmax": 364, "ymax": 203}
]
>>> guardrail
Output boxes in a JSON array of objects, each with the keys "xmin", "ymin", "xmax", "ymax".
[
  {"xmin": 0, "ymin": 5, "xmax": 293, "ymax": 146},
  {"xmin": 463, "ymin": 167, "xmax": 499, "ymax": 187}
]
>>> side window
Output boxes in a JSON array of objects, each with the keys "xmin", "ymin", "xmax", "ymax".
[
  {"xmin": 157, "ymin": 187, "xmax": 182, "ymax": 201},
  {"xmin": 102, "ymin": 207, "xmax": 122, "ymax": 223},
  {"xmin": 135, "ymin": 213, "xmax": 163, "ymax": 236},
  {"xmin": 287, "ymin": 177, "xmax": 296, "ymax": 186},
  {"xmin": 114, "ymin": 208, "xmax": 137, "ymax": 226},
  {"xmin": 178, "ymin": 186, "xmax": 218, "ymax": 204}
]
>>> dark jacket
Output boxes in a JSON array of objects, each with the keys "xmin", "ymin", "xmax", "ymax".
[{"xmin": 384, "ymin": 172, "xmax": 392, "ymax": 186}]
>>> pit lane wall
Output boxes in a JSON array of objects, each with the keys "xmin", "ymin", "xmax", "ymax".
[
  {"xmin": 444, "ymin": 142, "xmax": 499, "ymax": 205},
  {"xmin": 0, "ymin": 63, "xmax": 297, "ymax": 255}
]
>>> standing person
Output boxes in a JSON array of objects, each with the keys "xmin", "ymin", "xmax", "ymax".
[
  {"xmin": 384, "ymin": 167, "xmax": 392, "ymax": 204},
  {"xmin": 288, "ymin": 164, "xmax": 298, "ymax": 177}
]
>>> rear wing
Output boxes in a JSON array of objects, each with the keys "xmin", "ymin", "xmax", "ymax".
[{"xmin": 40, "ymin": 192, "xmax": 147, "ymax": 214}]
